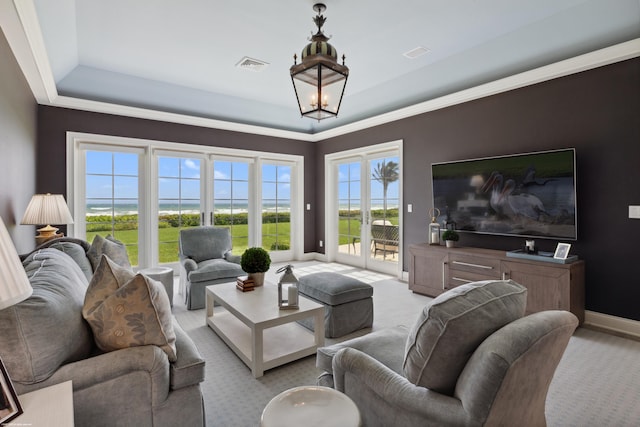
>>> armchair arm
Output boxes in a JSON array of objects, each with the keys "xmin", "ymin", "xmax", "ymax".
[
  {"xmin": 224, "ymin": 251, "xmax": 242, "ymax": 264},
  {"xmin": 170, "ymin": 318, "xmax": 205, "ymax": 389},
  {"xmin": 333, "ymin": 347, "xmax": 467, "ymax": 427},
  {"xmin": 181, "ymin": 257, "xmax": 198, "ymax": 273}
]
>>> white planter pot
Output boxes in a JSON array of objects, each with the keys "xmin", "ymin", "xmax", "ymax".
[{"xmin": 249, "ymin": 272, "xmax": 265, "ymax": 286}]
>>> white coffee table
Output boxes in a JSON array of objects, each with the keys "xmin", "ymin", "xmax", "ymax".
[{"xmin": 206, "ymin": 282, "xmax": 325, "ymax": 378}]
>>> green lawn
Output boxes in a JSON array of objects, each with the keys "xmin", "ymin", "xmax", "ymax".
[
  {"xmin": 87, "ymin": 215, "xmax": 398, "ymax": 266},
  {"xmin": 88, "ymin": 222, "xmax": 291, "ymax": 265}
]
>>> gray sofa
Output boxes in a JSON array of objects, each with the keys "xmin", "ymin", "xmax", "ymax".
[{"xmin": 0, "ymin": 238, "xmax": 205, "ymax": 427}]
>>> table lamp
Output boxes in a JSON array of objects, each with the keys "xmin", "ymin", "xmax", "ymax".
[
  {"xmin": 20, "ymin": 194, "xmax": 74, "ymax": 246},
  {"xmin": 0, "ymin": 217, "xmax": 32, "ymax": 310}
]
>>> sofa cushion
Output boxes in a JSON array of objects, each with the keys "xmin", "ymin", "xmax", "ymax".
[
  {"xmin": 33, "ymin": 237, "xmax": 94, "ymax": 280},
  {"xmin": 180, "ymin": 227, "xmax": 231, "ymax": 263},
  {"xmin": 87, "ymin": 234, "xmax": 131, "ymax": 270},
  {"xmin": 83, "ymin": 257, "xmax": 177, "ymax": 362},
  {"xmin": 403, "ymin": 280, "xmax": 527, "ymax": 395},
  {"xmin": 188, "ymin": 258, "xmax": 245, "ymax": 283},
  {"xmin": 48, "ymin": 241, "xmax": 93, "ymax": 280},
  {"xmin": 0, "ymin": 249, "xmax": 92, "ymax": 384},
  {"xmin": 317, "ymin": 325, "xmax": 408, "ymax": 375}
]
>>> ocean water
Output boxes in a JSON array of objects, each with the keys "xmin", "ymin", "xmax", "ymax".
[{"xmin": 86, "ymin": 203, "xmax": 289, "ymax": 216}]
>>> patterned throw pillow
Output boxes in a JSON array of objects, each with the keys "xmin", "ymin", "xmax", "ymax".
[
  {"xmin": 83, "ymin": 256, "xmax": 177, "ymax": 362},
  {"xmin": 83, "ymin": 255, "xmax": 135, "ymax": 319},
  {"xmin": 87, "ymin": 234, "xmax": 132, "ymax": 270}
]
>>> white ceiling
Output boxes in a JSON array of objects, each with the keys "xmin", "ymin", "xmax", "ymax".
[{"xmin": 14, "ymin": 1, "xmax": 640, "ymax": 134}]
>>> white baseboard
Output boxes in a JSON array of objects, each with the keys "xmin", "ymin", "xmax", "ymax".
[
  {"xmin": 297, "ymin": 252, "xmax": 328, "ymax": 262},
  {"xmin": 584, "ymin": 310, "xmax": 640, "ymax": 339}
]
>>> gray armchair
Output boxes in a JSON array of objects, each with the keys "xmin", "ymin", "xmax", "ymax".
[
  {"xmin": 316, "ymin": 280, "xmax": 578, "ymax": 427},
  {"xmin": 179, "ymin": 226, "xmax": 245, "ymax": 310}
]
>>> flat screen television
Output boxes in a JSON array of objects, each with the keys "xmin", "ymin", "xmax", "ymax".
[{"xmin": 431, "ymin": 148, "xmax": 577, "ymax": 240}]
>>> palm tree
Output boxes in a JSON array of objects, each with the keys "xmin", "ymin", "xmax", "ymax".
[{"xmin": 372, "ymin": 160, "xmax": 399, "ymax": 214}]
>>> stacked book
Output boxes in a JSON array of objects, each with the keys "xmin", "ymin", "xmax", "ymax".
[{"xmin": 236, "ymin": 276, "xmax": 255, "ymax": 292}]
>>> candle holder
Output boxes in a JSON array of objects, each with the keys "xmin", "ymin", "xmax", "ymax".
[
  {"xmin": 428, "ymin": 208, "xmax": 441, "ymax": 245},
  {"xmin": 277, "ymin": 265, "xmax": 299, "ymax": 310}
]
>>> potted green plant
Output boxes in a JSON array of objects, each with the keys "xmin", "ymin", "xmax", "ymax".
[
  {"xmin": 241, "ymin": 247, "xmax": 271, "ymax": 286},
  {"xmin": 442, "ymin": 229, "xmax": 459, "ymax": 248}
]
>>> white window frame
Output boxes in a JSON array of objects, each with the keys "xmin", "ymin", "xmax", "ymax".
[{"xmin": 67, "ymin": 132, "xmax": 305, "ymax": 270}]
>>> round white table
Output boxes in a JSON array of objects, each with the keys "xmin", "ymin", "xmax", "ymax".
[{"xmin": 260, "ymin": 386, "xmax": 360, "ymax": 427}]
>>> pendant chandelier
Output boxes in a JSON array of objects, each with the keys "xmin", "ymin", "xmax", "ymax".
[{"xmin": 290, "ymin": 3, "xmax": 349, "ymax": 121}]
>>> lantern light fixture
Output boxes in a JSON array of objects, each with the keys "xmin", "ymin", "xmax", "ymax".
[{"xmin": 290, "ymin": 3, "xmax": 349, "ymax": 121}]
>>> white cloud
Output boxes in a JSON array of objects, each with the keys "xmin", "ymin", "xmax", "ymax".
[
  {"xmin": 184, "ymin": 159, "xmax": 198, "ymax": 169},
  {"xmin": 214, "ymin": 170, "xmax": 229, "ymax": 180}
]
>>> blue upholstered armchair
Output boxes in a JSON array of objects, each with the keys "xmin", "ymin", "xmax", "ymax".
[
  {"xmin": 179, "ymin": 227, "xmax": 245, "ymax": 310},
  {"xmin": 316, "ymin": 280, "xmax": 578, "ymax": 427}
]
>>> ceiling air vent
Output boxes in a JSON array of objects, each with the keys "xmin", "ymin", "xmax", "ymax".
[
  {"xmin": 403, "ymin": 46, "xmax": 430, "ymax": 59},
  {"xmin": 236, "ymin": 56, "xmax": 269, "ymax": 72}
]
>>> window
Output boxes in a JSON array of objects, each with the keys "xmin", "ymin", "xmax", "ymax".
[
  {"xmin": 213, "ymin": 160, "xmax": 250, "ymax": 254},
  {"xmin": 262, "ymin": 163, "xmax": 291, "ymax": 252},
  {"xmin": 158, "ymin": 157, "xmax": 202, "ymax": 263},
  {"xmin": 68, "ymin": 132, "xmax": 304, "ymax": 269},
  {"xmin": 337, "ymin": 162, "xmax": 361, "ymax": 256},
  {"xmin": 85, "ymin": 150, "xmax": 140, "ymax": 266}
]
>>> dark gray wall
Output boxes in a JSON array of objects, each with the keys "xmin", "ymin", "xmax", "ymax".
[
  {"xmin": 36, "ymin": 107, "xmax": 317, "ymax": 252},
  {"xmin": 34, "ymin": 58, "xmax": 640, "ymax": 322},
  {"xmin": 0, "ymin": 29, "xmax": 37, "ymax": 253},
  {"xmin": 317, "ymin": 58, "xmax": 640, "ymax": 321}
]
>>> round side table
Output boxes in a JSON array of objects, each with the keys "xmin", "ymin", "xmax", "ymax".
[
  {"xmin": 140, "ymin": 267, "xmax": 174, "ymax": 307},
  {"xmin": 260, "ymin": 386, "xmax": 360, "ymax": 427}
]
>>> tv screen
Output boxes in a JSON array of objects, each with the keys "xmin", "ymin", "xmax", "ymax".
[{"xmin": 431, "ymin": 148, "xmax": 576, "ymax": 240}]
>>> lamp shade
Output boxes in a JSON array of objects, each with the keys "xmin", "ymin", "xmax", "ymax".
[
  {"xmin": 20, "ymin": 193, "xmax": 74, "ymax": 226},
  {"xmin": 0, "ymin": 217, "xmax": 32, "ymax": 310}
]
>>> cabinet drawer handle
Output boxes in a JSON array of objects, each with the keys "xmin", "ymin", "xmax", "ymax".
[
  {"xmin": 452, "ymin": 261, "xmax": 494, "ymax": 270},
  {"xmin": 442, "ymin": 261, "xmax": 447, "ymax": 290},
  {"xmin": 451, "ymin": 277, "xmax": 475, "ymax": 284}
]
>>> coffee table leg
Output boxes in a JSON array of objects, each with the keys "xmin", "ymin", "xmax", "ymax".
[
  {"xmin": 314, "ymin": 308, "xmax": 325, "ymax": 347},
  {"xmin": 252, "ymin": 325, "xmax": 264, "ymax": 378},
  {"xmin": 206, "ymin": 289, "xmax": 214, "ymax": 319}
]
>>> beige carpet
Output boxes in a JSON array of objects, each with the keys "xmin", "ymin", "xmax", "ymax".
[{"xmin": 173, "ymin": 261, "xmax": 640, "ymax": 427}]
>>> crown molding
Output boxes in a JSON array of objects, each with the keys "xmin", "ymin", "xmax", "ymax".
[
  {"xmin": 314, "ymin": 38, "xmax": 640, "ymax": 140},
  {"xmin": 2, "ymin": 0, "xmax": 639, "ymax": 142},
  {"xmin": 1, "ymin": 0, "xmax": 57, "ymax": 103}
]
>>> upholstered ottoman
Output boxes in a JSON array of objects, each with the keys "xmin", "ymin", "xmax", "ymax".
[{"xmin": 297, "ymin": 272, "xmax": 373, "ymax": 338}]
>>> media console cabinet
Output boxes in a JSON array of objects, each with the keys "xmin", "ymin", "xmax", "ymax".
[{"xmin": 409, "ymin": 243, "xmax": 585, "ymax": 324}]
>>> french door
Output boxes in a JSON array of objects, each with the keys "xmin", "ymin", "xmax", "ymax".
[
  {"xmin": 69, "ymin": 133, "xmax": 304, "ymax": 271},
  {"xmin": 327, "ymin": 142, "xmax": 402, "ymax": 276}
]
